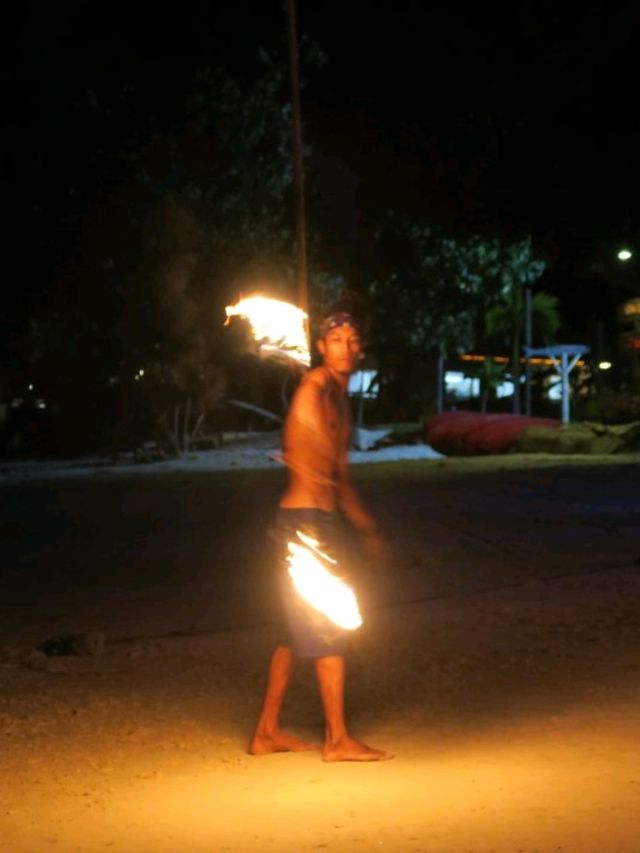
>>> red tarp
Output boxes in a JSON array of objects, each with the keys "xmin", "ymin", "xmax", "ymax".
[{"xmin": 424, "ymin": 412, "xmax": 561, "ymax": 455}]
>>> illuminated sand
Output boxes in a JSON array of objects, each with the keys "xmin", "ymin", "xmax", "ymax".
[
  {"xmin": 2, "ymin": 568, "xmax": 639, "ymax": 852},
  {"xmin": 1, "ymin": 458, "xmax": 639, "ymax": 850}
]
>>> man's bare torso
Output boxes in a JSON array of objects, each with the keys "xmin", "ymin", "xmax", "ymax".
[{"xmin": 279, "ymin": 366, "xmax": 351, "ymax": 512}]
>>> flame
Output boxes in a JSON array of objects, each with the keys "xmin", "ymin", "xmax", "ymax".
[
  {"xmin": 286, "ymin": 531, "xmax": 363, "ymax": 631},
  {"xmin": 224, "ymin": 295, "xmax": 310, "ymax": 367}
]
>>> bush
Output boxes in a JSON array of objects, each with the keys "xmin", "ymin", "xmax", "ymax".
[
  {"xmin": 423, "ymin": 412, "xmax": 560, "ymax": 455},
  {"xmin": 581, "ymin": 392, "xmax": 640, "ymax": 424}
]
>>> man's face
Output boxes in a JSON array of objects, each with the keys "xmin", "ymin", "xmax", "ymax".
[{"xmin": 317, "ymin": 324, "xmax": 362, "ymax": 375}]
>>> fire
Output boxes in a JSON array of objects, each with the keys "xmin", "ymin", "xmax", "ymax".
[
  {"xmin": 224, "ymin": 295, "xmax": 310, "ymax": 367},
  {"xmin": 286, "ymin": 531, "xmax": 363, "ymax": 631}
]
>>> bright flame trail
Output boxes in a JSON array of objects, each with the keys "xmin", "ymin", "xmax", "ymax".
[
  {"xmin": 224, "ymin": 295, "xmax": 310, "ymax": 367},
  {"xmin": 287, "ymin": 531, "xmax": 363, "ymax": 630}
]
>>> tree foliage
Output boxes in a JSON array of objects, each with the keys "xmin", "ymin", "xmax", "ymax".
[
  {"xmin": 27, "ymin": 53, "xmax": 298, "ymax": 453},
  {"xmin": 485, "ymin": 289, "xmax": 560, "ymax": 345},
  {"xmin": 365, "ymin": 226, "xmax": 549, "ymax": 418},
  {"xmin": 483, "ymin": 241, "xmax": 557, "ymax": 411},
  {"xmin": 369, "ymin": 228, "xmax": 546, "ymax": 355}
]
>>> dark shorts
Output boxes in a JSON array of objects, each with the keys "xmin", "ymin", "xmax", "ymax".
[{"xmin": 272, "ymin": 508, "xmax": 355, "ymax": 659}]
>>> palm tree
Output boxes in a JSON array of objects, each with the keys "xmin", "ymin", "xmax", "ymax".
[
  {"xmin": 485, "ymin": 290, "xmax": 561, "ymax": 413},
  {"xmin": 480, "ymin": 359, "xmax": 507, "ymax": 413}
]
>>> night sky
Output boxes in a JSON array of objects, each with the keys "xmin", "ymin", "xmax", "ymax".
[{"xmin": 2, "ymin": 0, "xmax": 640, "ymax": 348}]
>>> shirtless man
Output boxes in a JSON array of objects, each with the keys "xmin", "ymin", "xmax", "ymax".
[{"xmin": 249, "ymin": 310, "xmax": 392, "ymax": 762}]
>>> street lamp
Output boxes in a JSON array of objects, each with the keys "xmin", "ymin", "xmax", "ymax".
[{"xmin": 617, "ymin": 249, "xmax": 632, "ymax": 262}]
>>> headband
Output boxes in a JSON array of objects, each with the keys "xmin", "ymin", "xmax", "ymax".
[{"xmin": 319, "ymin": 312, "xmax": 361, "ymax": 338}]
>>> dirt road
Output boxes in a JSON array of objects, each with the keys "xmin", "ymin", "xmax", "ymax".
[{"xmin": 1, "ymin": 456, "xmax": 639, "ymax": 851}]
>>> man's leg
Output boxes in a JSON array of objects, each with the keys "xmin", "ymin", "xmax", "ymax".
[
  {"xmin": 249, "ymin": 644, "xmax": 319, "ymax": 754},
  {"xmin": 315, "ymin": 655, "xmax": 393, "ymax": 761}
]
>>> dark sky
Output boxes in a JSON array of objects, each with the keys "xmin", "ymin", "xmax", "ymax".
[{"xmin": 2, "ymin": 0, "xmax": 639, "ymax": 340}]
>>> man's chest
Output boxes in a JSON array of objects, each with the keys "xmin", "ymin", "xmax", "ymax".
[{"xmin": 323, "ymin": 391, "xmax": 352, "ymax": 450}]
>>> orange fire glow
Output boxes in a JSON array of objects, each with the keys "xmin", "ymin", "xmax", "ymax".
[
  {"xmin": 224, "ymin": 295, "xmax": 310, "ymax": 367},
  {"xmin": 286, "ymin": 531, "xmax": 363, "ymax": 630}
]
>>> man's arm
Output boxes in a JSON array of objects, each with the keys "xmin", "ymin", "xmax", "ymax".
[
  {"xmin": 336, "ymin": 456, "xmax": 387, "ymax": 566},
  {"xmin": 336, "ymin": 460, "xmax": 378, "ymax": 534}
]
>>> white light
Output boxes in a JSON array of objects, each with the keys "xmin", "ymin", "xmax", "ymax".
[
  {"xmin": 348, "ymin": 370, "xmax": 379, "ymax": 399},
  {"xmin": 495, "ymin": 380, "xmax": 516, "ymax": 399},
  {"xmin": 547, "ymin": 377, "xmax": 562, "ymax": 401},
  {"xmin": 138, "ymin": 369, "xmax": 145, "ymax": 376},
  {"xmin": 617, "ymin": 249, "xmax": 632, "ymax": 261},
  {"xmin": 445, "ymin": 371, "xmax": 480, "ymax": 399},
  {"xmin": 598, "ymin": 361, "xmax": 612, "ymax": 370},
  {"xmin": 28, "ymin": 384, "xmax": 34, "ymax": 391}
]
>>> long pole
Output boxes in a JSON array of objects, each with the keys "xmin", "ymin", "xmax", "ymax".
[
  {"xmin": 511, "ymin": 287, "xmax": 521, "ymax": 414},
  {"xmin": 561, "ymin": 352, "xmax": 569, "ymax": 424},
  {"xmin": 436, "ymin": 353, "xmax": 445, "ymax": 413},
  {"xmin": 285, "ymin": 0, "xmax": 309, "ymax": 320},
  {"xmin": 524, "ymin": 287, "xmax": 532, "ymax": 416}
]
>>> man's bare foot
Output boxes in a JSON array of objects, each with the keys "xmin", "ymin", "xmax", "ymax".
[
  {"xmin": 248, "ymin": 730, "xmax": 320, "ymax": 755},
  {"xmin": 322, "ymin": 736, "xmax": 394, "ymax": 762}
]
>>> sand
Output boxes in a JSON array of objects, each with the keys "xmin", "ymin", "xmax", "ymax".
[{"xmin": 1, "ymin": 453, "xmax": 639, "ymax": 851}]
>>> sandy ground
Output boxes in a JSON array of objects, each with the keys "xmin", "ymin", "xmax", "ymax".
[
  {"xmin": 1, "ymin": 452, "xmax": 639, "ymax": 852},
  {"xmin": 0, "ymin": 435, "xmax": 443, "ymax": 484}
]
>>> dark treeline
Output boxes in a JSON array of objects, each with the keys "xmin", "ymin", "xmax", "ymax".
[{"xmin": 2, "ymin": 2, "xmax": 639, "ymax": 457}]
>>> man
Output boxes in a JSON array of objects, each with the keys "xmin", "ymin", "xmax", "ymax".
[{"xmin": 249, "ymin": 308, "xmax": 392, "ymax": 761}]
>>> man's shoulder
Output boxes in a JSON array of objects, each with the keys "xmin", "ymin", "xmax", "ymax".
[
  {"xmin": 287, "ymin": 368, "xmax": 328, "ymax": 416},
  {"xmin": 302, "ymin": 366, "xmax": 329, "ymax": 388},
  {"xmin": 295, "ymin": 367, "xmax": 329, "ymax": 397}
]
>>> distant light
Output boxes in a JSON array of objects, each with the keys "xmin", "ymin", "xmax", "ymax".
[
  {"xmin": 28, "ymin": 384, "xmax": 34, "ymax": 391},
  {"xmin": 547, "ymin": 377, "xmax": 562, "ymax": 402},
  {"xmin": 348, "ymin": 370, "xmax": 379, "ymax": 399},
  {"xmin": 598, "ymin": 361, "xmax": 612, "ymax": 370},
  {"xmin": 496, "ymin": 380, "xmax": 516, "ymax": 398},
  {"xmin": 445, "ymin": 371, "xmax": 481, "ymax": 400},
  {"xmin": 139, "ymin": 369, "xmax": 145, "ymax": 376},
  {"xmin": 617, "ymin": 249, "xmax": 632, "ymax": 261}
]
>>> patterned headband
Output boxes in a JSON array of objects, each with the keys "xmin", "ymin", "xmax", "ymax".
[{"xmin": 319, "ymin": 312, "xmax": 361, "ymax": 338}]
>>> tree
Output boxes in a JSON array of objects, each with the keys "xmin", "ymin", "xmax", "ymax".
[
  {"xmin": 29, "ymin": 53, "xmax": 300, "ymax": 453},
  {"xmin": 485, "ymin": 274, "xmax": 560, "ymax": 413},
  {"xmin": 369, "ymin": 225, "xmax": 544, "ymax": 411},
  {"xmin": 464, "ymin": 359, "xmax": 508, "ymax": 413},
  {"xmin": 369, "ymin": 226, "xmax": 507, "ymax": 358},
  {"xmin": 366, "ymin": 226, "xmax": 547, "ymax": 418}
]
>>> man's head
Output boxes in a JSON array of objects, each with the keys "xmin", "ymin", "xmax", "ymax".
[{"xmin": 316, "ymin": 312, "xmax": 363, "ymax": 376}]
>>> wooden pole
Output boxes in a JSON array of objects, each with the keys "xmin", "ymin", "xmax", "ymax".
[{"xmin": 285, "ymin": 0, "xmax": 309, "ymax": 323}]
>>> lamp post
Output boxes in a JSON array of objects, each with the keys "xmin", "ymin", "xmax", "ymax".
[{"xmin": 525, "ymin": 345, "xmax": 590, "ymax": 424}]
